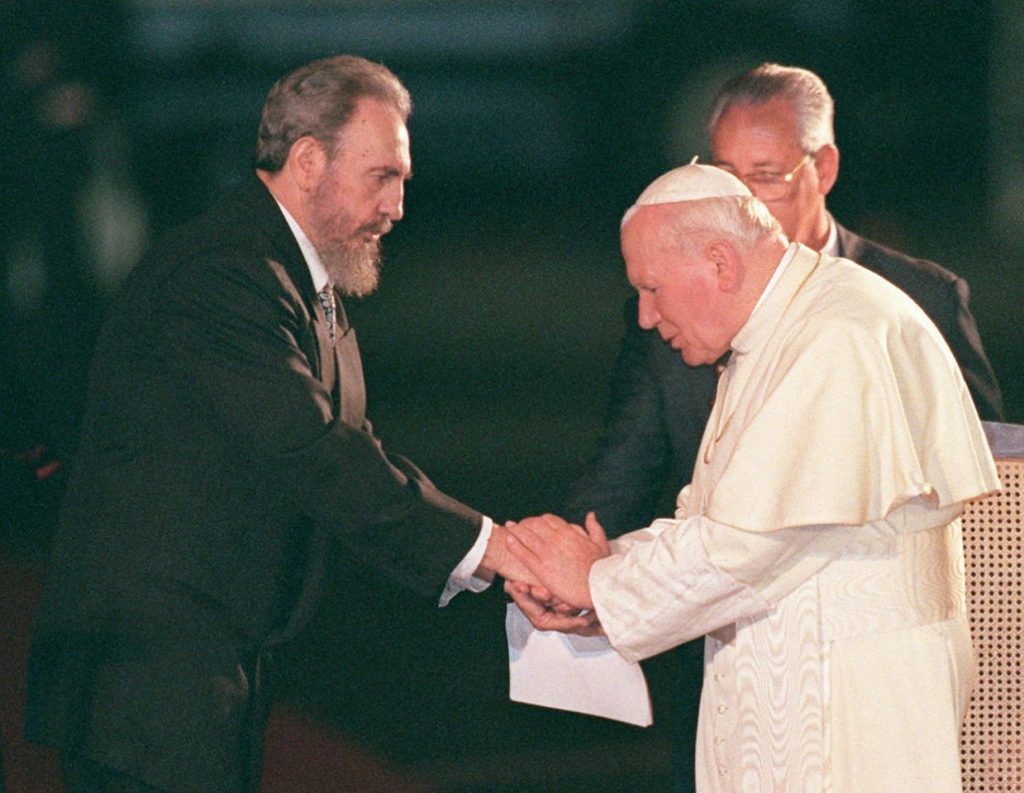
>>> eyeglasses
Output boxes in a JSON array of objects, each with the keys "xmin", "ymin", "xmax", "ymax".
[{"xmin": 721, "ymin": 153, "xmax": 813, "ymax": 202}]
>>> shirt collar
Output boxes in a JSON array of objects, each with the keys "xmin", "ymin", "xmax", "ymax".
[
  {"xmin": 750, "ymin": 241, "xmax": 799, "ymax": 316},
  {"xmin": 272, "ymin": 197, "xmax": 330, "ymax": 292},
  {"xmin": 820, "ymin": 213, "xmax": 839, "ymax": 257}
]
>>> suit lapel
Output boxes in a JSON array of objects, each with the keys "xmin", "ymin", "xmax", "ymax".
[
  {"xmin": 834, "ymin": 222, "xmax": 862, "ymax": 263},
  {"xmin": 248, "ymin": 180, "xmax": 342, "ymax": 394},
  {"xmin": 335, "ymin": 324, "xmax": 366, "ymax": 427},
  {"xmin": 249, "ymin": 179, "xmax": 367, "ymax": 425}
]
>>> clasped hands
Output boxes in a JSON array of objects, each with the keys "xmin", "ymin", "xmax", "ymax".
[{"xmin": 492, "ymin": 512, "xmax": 611, "ymax": 636}]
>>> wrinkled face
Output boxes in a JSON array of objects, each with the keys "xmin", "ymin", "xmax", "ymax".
[
  {"xmin": 710, "ymin": 98, "xmax": 826, "ymax": 246},
  {"xmin": 622, "ymin": 206, "xmax": 734, "ymax": 366},
  {"xmin": 308, "ymin": 98, "xmax": 411, "ymax": 296}
]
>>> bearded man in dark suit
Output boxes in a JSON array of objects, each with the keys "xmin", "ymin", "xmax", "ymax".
[
  {"xmin": 25, "ymin": 54, "xmax": 530, "ymax": 793},
  {"xmin": 564, "ymin": 62, "xmax": 1004, "ymax": 793}
]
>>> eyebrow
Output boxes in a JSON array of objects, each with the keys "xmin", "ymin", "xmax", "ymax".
[
  {"xmin": 714, "ymin": 158, "xmax": 783, "ymax": 172},
  {"xmin": 371, "ymin": 165, "xmax": 413, "ymax": 180}
]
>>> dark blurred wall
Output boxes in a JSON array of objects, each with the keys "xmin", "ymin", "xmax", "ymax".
[{"xmin": 105, "ymin": 0, "xmax": 1020, "ymax": 421}]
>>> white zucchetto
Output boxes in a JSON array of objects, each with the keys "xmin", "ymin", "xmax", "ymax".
[{"xmin": 634, "ymin": 161, "xmax": 752, "ymax": 207}]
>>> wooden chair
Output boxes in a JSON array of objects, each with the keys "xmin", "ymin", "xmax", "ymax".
[{"xmin": 961, "ymin": 422, "xmax": 1024, "ymax": 793}]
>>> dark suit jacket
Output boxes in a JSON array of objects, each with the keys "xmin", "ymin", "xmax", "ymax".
[
  {"xmin": 25, "ymin": 180, "xmax": 483, "ymax": 793},
  {"xmin": 566, "ymin": 222, "xmax": 1004, "ymax": 537}
]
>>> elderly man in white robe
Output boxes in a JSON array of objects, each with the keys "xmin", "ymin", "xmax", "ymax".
[{"xmin": 505, "ymin": 162, "xmax": 1000, "ymax": 793}]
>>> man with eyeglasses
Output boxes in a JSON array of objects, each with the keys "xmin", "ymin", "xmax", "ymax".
[
  {"xmin": 707, "ymin": 64, "xmax": 1002, "ymax": 420},
  {"xmin": 563, "ymin": 62, "xmax": 1003, "ymax": 793}
]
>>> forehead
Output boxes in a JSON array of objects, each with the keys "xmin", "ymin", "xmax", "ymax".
[
  {"xmin": 621, "ymin": 205, "xmax": 683, "ymax": 284},
  {"xmin": 334, "ymin": 97, "xmax": 411, "ymax": 173},
  {"xmin": 710, "ymin": 98, "xmax": 802, "ymax": 163}
]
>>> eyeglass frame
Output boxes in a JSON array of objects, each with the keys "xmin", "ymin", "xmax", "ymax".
[{"xmin": 717, "ymin": 152, "xmax": 815, "ymax": 202}]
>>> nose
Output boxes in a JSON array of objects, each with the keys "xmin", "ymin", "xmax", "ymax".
[
  {"xmin": 381, "ymin": 180, "xmax": 404, "ymax": 222},
  {"xmin": 637, "ymin": 291, "xmax": 660, "ymax": 330}
]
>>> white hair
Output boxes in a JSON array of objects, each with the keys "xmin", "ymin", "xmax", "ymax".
[
  {"xmin": 707, "ymin": 62, "xmax": 835, "ymax": 153},
  {"xmin": 654, "ymin": 195, "xmax": 785, "ymax": 256}
]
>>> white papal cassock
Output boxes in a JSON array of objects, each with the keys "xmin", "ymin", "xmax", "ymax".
[{"xmin": 589, "ymin": 243, "xmax": 1000, "ymax": 793}]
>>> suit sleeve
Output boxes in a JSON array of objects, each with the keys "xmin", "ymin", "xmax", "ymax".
[
  {"xmin": 155, "ymin": 249, "xmax": 482, "ymax": 598},
  {"xmin": 563, "ymin": 296, "xmax": 675, "ymax": 537}
]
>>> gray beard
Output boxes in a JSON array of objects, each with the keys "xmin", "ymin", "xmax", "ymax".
[{"xmin": 318, "ymin": 239, "xmax": 382, "ymax": 298}]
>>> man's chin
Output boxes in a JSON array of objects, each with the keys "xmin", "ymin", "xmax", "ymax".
[
  {"xmin": 321, "ymin": 241, "xmax": 382, "ymax": 297},
  {"xmin": 680, "ymin": 349, "xmax": 710, "ymax": 367},
  {"xmin": 341, "ymin": 273, "xmax": 380, "ymax": 299}
]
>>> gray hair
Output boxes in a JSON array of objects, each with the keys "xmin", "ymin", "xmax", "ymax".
[
  {"xmin": 254, "ymin": 55, "xmax": 412, "ymax": 172},
  {"xmin": 662, "ymin": 196, "xmax": 785, "ymax": 255},
  {"xmin": 706, "ymin": 63, "xmax": 834, "ymax": 153}
]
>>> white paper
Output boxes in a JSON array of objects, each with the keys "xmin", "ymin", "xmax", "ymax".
[{"xmin": 506, "ymin": 603, "xmax": 653, "ymax": 727}]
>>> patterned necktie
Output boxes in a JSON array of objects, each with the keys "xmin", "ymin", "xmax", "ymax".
[{"xmin": 317, "ymin": 284, "xmax": 336, "ymax": 344}]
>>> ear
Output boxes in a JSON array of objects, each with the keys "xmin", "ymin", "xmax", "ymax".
[
  {"xmin": 707, "ymin": 239, "xmax": 743, "ymax": 292},
  {"xmin": 813, "ymin": 143, "xmax": 840, "ymax": 197},
  {"xmin": 286, "ymin": 136, "xmax": 328, "ymax": 192}
]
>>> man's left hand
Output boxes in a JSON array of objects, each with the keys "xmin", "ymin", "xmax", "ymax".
[{"xmin": 505, "ymin": 511, "xmax": 609, "ymax": 609}]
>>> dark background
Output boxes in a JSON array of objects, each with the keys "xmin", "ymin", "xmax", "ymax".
[{"xmin": 3, "ymin": 1, "xmax": 1022, "ymax": 790}]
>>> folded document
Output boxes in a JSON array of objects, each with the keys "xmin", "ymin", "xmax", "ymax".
[{"xmin": 506, "ymin": 603, "xmax": 653, "ymax": 727}]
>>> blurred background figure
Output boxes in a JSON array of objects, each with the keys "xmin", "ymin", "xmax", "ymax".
[
  {"xmin": 2, "ymin": 12, "xmax": 147, "ymax": 785},
  {"xmin": 1, "ymin": 0, "xmax": 147, "ymax": 481}
]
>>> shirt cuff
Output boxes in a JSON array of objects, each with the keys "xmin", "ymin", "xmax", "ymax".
[{"xmin": 439, "ymin": 516, "xmax": 494, "ymax": 607}]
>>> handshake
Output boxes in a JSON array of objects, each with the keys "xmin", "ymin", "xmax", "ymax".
[{"xmin": 483, "ymin": 512, "xmax": 611, "ymax": 637}]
